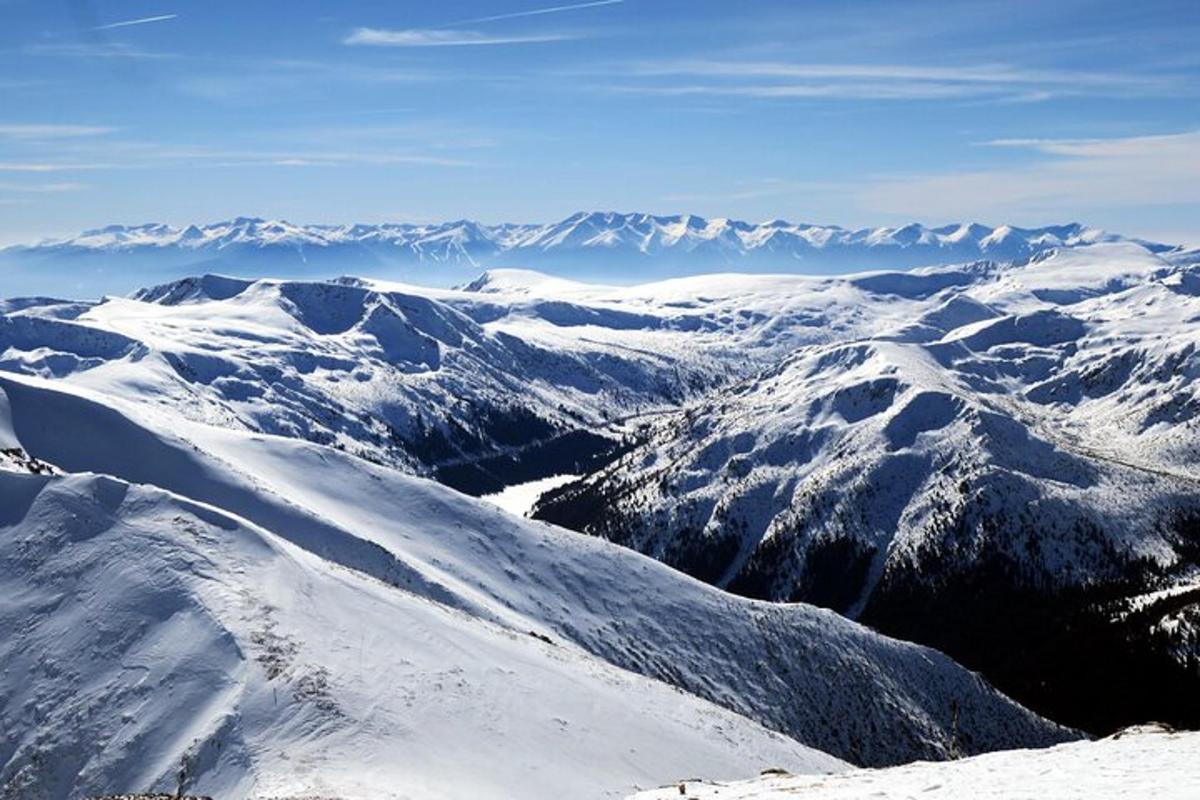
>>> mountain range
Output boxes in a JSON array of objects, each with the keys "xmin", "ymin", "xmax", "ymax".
[
  {"xmin": 0, "ymin": 213, "xmax": 1177, "ymax": 297},
  {"xmin": 2, "ymin": 232, "xmax": 1198, "ymax": 797}
]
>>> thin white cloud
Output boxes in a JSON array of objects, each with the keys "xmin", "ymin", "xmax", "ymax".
[
  {"xmin": 0, "ymin": 124, "xmax": 116, "ymax": 139},
  {"xmin": 608, "ymin": 82, "xmax": 986, "ymax": 100},
  {"xmin": 627, "ymin": 60, "xmax": 1161, "ymax": 88},
  {"xmin": 344, "ymin": 28, "xmax": 574, "ymax": 47},
  {"xmin": 94, "ymin": 14, "xmax": 178, "ymax": 31},
  {"xmin": 25, "ymin": 42, "xmax": 177, "ymax": 59},
  {"xmin": 981, "ymin": 131, "xmax": 1198, "ymax": 158},
  {"xmin": 174, "ymin": 59, "xmax": 435, "ymax": 102},
  {"xmin": 0, "ymin": 162, "xmax": 107, "ymax": 172},
  {"xmin": 0, "ymin": 138, "xmax": 476, "ymax": 171},
  {"xmin": 608, "ymin": 59, "xmax": 1180, "ymax": 102},
  {"xmin": 857, "ymin": 130, "xmax": 1200, "ymax": 219},
  {"xmin": 0, "ymin": 181, "xmax": 88, "ymax": 193},
  {"xmin": 213, "ymin": 151, "xmax": 475, "ymax": 168},
  {"xmin": 447, "ymin": 0, "xmax": 622, "ymax": 26}
]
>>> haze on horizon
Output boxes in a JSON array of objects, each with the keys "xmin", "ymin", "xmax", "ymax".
[{"xmin": 0, "ymin": 0, "xmax": 1198, "ymax": 247}]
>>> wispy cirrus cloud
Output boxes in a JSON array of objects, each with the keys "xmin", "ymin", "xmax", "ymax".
[
  {"xmin": 345, "ymin": 0, "xmax": 619, "ymax": 47},
  {"xmin": 174, "ymin": 58, "xmax": 436, "ymax": 103},
  {"xmin": 446, "ymin": 0, "xmax": 622, "ymax": 25},
  {"xmin": 0, "ymin": 162, "xmax": 109, "ymax": 172},
  {"xmin": 980, "ymin": 131, "xmax": 1200, "ymax": 158},
  {"xmin": 603, "ymin": 59, "xmax": 1183, "ymax": 102},
  {"xmin": 858, "ymin": 130, "xmax": 1200, "ymax": 218},
  {"xmin": 3, "ymin": 137, "xmax": 477, "ymax": 171},
  {"xmin": 625, "ymin": 60, "xmax": 1162, "ymax": 86},
  {"xmin": 344, "ymin": 28, "xmax": 574, "ymax": 47},
  {"xmin": 245, "ymin": 152, "xmax": 473, "ymax": 168},
  {"xmin": 0, "ymin": 124, "xmax": 116, "ymax": 139},
  {"xmin": 608, "ymin": 82, "xmax": 988, "ymax": 101},
  {"xmin": 0, "ymin": 181, "xmax": 88, "ymax": 193},
  {"xmin": 94, "ymin": 14, "xmax": 178, "ymax": 31},
  {"xmin": 24, "ymin": 41, "xmax": 177, "ymax": 60}
]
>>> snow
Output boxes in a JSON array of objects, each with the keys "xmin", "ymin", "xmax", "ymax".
[
  {"xmin": 0, "ymin": 214, "xmax": 1153, "ymax": 297},
  {"xmin": 0, "ymin": 385, "xmax": 15, "ymax": 448},
  {"xmin": 4, "ymin": 237, "xmax": 1198, "ymax": 797},
  {"xmin": 0, "ymin": 470, "xmax": 845, "ymax": 800},
  {"xmin": 483, "ymin": 473, "xmax": 580, "ymax": 516},
  {"xmin": 517, "ymin": 243, "xmax": 1200, "ymax": 733},
  {"xmin": 630, "ymin": 727, "xmax": 1200, "ymax": 800},
  {"xmin": 0, "ymin": 368, "xmax": 1072, "ymax": 798}
]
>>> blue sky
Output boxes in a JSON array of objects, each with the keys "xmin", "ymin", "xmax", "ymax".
[{"xmin": 1, "ymin": 0, "xmax": 1198, "ymax": 245}]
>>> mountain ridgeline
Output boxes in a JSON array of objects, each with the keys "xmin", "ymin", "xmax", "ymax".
[{"xmin": 0, "ymin": 213, "xmax": 1168, "ymax": 297}]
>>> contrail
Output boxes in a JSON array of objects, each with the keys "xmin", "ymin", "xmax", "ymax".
[
  {"xmin": 446, "ymin": 0, "xmax": 622, "ymax": 27},
  {"xmin": 94, "ymin": 14, "xmax": 178, "ymax": 31}
]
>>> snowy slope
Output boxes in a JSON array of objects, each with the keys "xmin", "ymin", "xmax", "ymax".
[
  {"xmin": 534, "ymin": 243, "xmax": 1200, "ymax": 733},
  {"xmin": 0, "ymin": 370, "xmax": 1074, "ymax": 800},
  {"xmin": 0, "ymin": 470, "xmax": 847, "ymax": 800},
  {"xmin": 631, "ymin": 727, "xmax": 1200, "ymax": 800},
  {"xmin": 0, "ymin": 213, "xmax": 1166, "ymax": 296}
]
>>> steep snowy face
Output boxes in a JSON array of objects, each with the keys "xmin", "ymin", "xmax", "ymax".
[
  {"xmin": 0, "ymin": 470, "xmax": 850, "ymax": 800},
  {"xmin": 535, "ymin": 244, "xmax": 1200, "ymax": 734},
  {"xmin": 0, "ymin": 372, "xmax": 1073, "ymax": 800},
  {"xmin": 0, "ymin": 214, "xmax": 1172, "ymax": 296}
]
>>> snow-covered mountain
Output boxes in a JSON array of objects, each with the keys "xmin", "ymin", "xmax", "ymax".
[
  {"xmin": 0, "ymin": 213, "xmax": 1172, "ymax": 297},
  {"xmin": 0, "ymin": 370, "xmax": 1070, "ymax": 799},
  {"xmin": 532, "ymin": 243, "xmax": 1200, "ymax": 734},
  {"xmin": 3, "ymin": 238, "xmax": 1199, "ymax": 796},
  {"xmin": 1, "ymin": 262, "xmax": 989, "ymax": 496},
  {"xmin": 0, "ymin": 272, "xmax": 758, "ymax": 495}
]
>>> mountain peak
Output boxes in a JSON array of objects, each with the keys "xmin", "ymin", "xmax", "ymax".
[{"xmin": 1, "ymin": 213, "xmax": 1162, "ymax": 298}]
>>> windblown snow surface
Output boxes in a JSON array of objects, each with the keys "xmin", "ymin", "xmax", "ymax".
[
  {"xmin": 630, "ymin": 726, "xmax": 1200, "ymax": 800},
  {"xmin": 0, "ymin": 371, "xmax": 1068, "ymax": 799}
]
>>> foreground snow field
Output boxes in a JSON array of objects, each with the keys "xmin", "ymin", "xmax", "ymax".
[
  {"xmin": 631, "ymin": 727, "xmax": 1200, "ymax": 800},
  {"xmin": 0, "ymin": 370, "xmax": 1069, "ymax": 798},
  {"xmin": 0, "ymin": 470, "xmax": 845, "ymax": 799}
]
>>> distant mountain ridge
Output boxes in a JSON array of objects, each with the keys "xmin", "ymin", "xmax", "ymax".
[{"xmin": 0, "ymin": 212, "xmax": 1175, "ymax": 297}]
